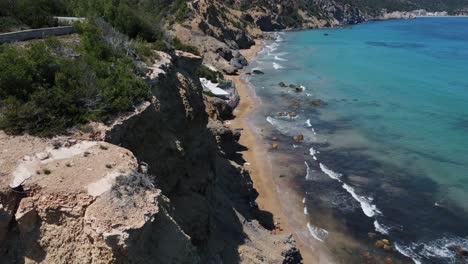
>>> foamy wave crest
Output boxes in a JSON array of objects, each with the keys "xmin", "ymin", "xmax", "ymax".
[
  {"xmin": 319, "ymin": 163, "xmax": 381, "ymax": 218},
  {"xmin": 342, "ymin": 183, "xmax": 381, "ymax": 217},
  {"xmin": 273, "ymin": 62, "xmax": 285, "ymax": 69},
  {"xmin": 274, "ymin": 55, "xmax": 288, "ymax": 61},
  {"xmin": 305, "ymin": 161, "xmax": 312, "ymax": 180},
  {"xmin": 311, "ymin": 128, "xmax": 317, "ymax": 135},
  {"xmin": 395, "ymin": 243, "xmax": 422, "ymax": 264},
  {"xmin": 307, "ymin": 223, "xmax": 329, "ymax": 242},
  {"xmin": 266, "ymin": 43, "xmax": 279, "ymax": 53},
  {"xmin": 309, "ymin": 147, "xmax": 318, "ymax": 161},
  {"xmin": 319, "ymin": 163, "xmax": 342, "ymax": 181},
  {"xmin": 302, "ymin": 197, "xmax": 306, "ymax": 204},
  {"xmin": 396, "ymin": 236, "xmax": 468, "ymax": 264},
  {"xmin": 374, "ymin": 220, "xmax": 390, "ymax": 235},
  {"xmin": 304, "ymin": 206, "xmax": 309, "ymax": 215},
  {"xmin": 306, "ymin": 119, "xmax": 312, "ymax": 127}
]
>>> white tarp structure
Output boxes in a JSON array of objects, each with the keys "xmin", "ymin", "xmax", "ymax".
[{"xmin": 200, "ymin": 78, "xmax": 230, "ymax": 99}]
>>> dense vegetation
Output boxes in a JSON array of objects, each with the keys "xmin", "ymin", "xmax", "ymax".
[
  {"xmin": 0, "ymin": 22, "xmax": 151, "ymax": 136},
  {"xmin": 0, "ymin": 0, "xmax": 66, "ymax": 32}
]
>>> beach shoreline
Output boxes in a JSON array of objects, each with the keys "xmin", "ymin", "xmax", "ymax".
[{"xmin": 225, "ymin": 40, "xmax": 319, "ymax": 263}]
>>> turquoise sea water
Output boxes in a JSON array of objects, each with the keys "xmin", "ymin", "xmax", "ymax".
[{"xmin": 247, "ymin": 18, "xmax": 468, "ymax": 263}]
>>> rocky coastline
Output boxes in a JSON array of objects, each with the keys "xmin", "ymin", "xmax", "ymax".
[{"xmin": 1, "ymin": 0, "xmax": 465, "ymax": 263}]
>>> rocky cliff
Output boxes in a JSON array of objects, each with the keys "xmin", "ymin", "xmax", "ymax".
[
  {"xmin": 0, "ymin": 49, "xmax": 301, "ymax": 263},
  {"xmin": 169, "ymin": 0, "xmax": 393, "ymax": 74},
  {"xmin": 0, "ymin": 1, "xmax": 423, "ymax": 263}
]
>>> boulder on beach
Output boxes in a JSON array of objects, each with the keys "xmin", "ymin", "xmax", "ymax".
[
  {"xmin": 272, "ymin": 143, "xmax": 279, "ymax": 150},
  {"xmin": 279, "ymin": 82, "xmax": 287, "ymax": 88}
]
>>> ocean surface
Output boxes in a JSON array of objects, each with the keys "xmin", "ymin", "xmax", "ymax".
[{"xmin": 245, "ymin": 17, "xmax": 468, "ymax": 264}]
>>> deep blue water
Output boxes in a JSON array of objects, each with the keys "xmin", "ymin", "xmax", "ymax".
[{"xmin": 246, "ymin": 18, "xmax": 468, "ymax": 263}]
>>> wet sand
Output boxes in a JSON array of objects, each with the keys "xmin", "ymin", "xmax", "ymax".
[{"xmin": 226, "ymin": 40, "xmax": 321, "ymax": 263}]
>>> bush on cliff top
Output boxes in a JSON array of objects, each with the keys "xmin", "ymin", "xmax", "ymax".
[{"xmin": 0, "ymin": 23, "xmax": 150, "ymax": 136}]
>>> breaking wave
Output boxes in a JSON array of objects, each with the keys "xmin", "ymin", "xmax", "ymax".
[
  {"xmin": 319, "ymin": 163, "xmax": 342, "ymax": 181},
  {"xmin": 307, "ymin": 223, "xmax": 329, "ymax": 242},
  {"xmin": 273, "ymin": 62, "xmax": 285, "ymax": 69},
  {"xmin": 395, "ymin": 236, "xmax": 468, "ymax": 264},
  {"xmin": 342, "ymin": 183, "xmax": 381, "ymax": 217},
  {"xmin": 373, "ymin": 220, "xmax": 390, "ymax": 235}
]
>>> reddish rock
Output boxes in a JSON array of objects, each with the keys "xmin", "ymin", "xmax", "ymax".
[{"xmin": 293, "ymin": 134, "xmax": 304, "ymax": 143}]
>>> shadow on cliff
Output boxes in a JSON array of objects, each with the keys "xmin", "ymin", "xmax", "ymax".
[{"xmin": 103, "ymin": 54, "xmax": 276, "ymax": 262}]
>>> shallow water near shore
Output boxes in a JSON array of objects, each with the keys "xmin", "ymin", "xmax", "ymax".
[{"xmin": 245, "ymin": 17, "xmax": 468, "ymax": 263}]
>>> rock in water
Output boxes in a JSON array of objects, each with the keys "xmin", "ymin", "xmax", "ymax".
[
  {"xmin": 252, "ymin": 69, "xmax": 264, "ymax": 75},
  {"xmin": 293, "ymin": 135, "xmax": 304, "ymax": 143},
  {"xmin": 455, "ymin": 246, "xmax": 468, "ymax": 257}
]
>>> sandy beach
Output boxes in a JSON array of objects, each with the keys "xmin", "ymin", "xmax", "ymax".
[{"xmin": 225, "ymin": 40, "xmax": 318, "ymax": 263}]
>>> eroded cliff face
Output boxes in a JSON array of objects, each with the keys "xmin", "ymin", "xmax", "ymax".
[
  {"xmin": 169, "ymin": 0, "xmax": 373, "ymax": 74},
  {"xmin": 0, "ymin": 50, "xmax": 301, "ymax": 263},
  {"xmin": 104, "ymin": 51, "xmax": 301, "ymax": 263}
]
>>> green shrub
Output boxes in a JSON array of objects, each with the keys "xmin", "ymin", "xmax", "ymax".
[
  {"xmin": 196, "ymin": 65, "xmax": 223, "ymax": 83},
  {"xmin": 0, "ymin": 23, "xmax": 150, "ymax": 136},
  {"xmin": 173, "ymin": 37, "xmax": 200, "ymax": 56}
]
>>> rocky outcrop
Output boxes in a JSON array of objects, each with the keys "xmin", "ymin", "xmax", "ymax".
[
  {"xmin": 0, "ymin": 134, "xmax": 198, "ymax": 263},
  {"xmin": 0, "ymin": 50, "xmax": 302, "ymax": 263},
  {"xmin": 104, "ymin": 50, "xmax": 302, "ymax": 262}
]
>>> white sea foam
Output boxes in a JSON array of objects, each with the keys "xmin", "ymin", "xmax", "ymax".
[
  {"xmin": 266, "ymin": 116, "xmax": 319, "ymax": 143},
  {"xmin": 342, "ymin": 183, "xmax": 381, "ymax": 217},
  {"xmin": 305, "ymin": 161, "xmax": 312, "ymax": 180},
  {"xmin": 395, "ymin": 243, "xmax": 422, "ymax": 264},
  {"xmin": 309, "ymin": 147, "xmax": 318, "ymax": 160},
  {"xmin": 319, "ymin": 163, "xmax": 381, "ymax": 218},
  {"xmin": 306, "ymin": 93, "xmax": 313, "ymax": 97},
  {"xmin": 266, "ymin": 43, "xmax": 279, "ymax": 53},
  {"xmin": 307, "ymin": 223, "xmax": 329, "ymax": 242},
  {"xmin": 395, "ymin": 236, "xmax": 468, "ymax": 263},
  {"xmin": 304, "ymin": 206, "xmax": 309, "ymax": 215},
  {"xmin": 293, "ymin": 144, "xmax": 299, "ymax": 148},
  {"xmin": 319, "ymin": 163, "xmax": 342, "ymax": 181},
  {"xmin": 309, "ymin": 147, "xmax": 319, "ymax": 156},
  {"xmin": 274, "ymin": 55, "xmax": 288, "ymax": 61},
  {"xmin": 273, "ymin": 62, "xmax": 284, "ymax": 69},
  {"xmin": 302, "ymin": 197, "xmax": 306, "ymax": 204},
  {"xmin": 306, "ymin": 119, "xmax": 312, "ymax": 127},
  {"xmin": 311, "ymin": 128, "xmax": 317, "ymax": 135},
  {"xmin": 373, "ymin": 220, "xmax": 390, "ymax": 235}
]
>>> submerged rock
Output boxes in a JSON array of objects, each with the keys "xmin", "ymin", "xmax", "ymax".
[
  {"xmin": 308, "ymin": 99, "xmax": 325, "ymax": 107},
  {"xmin": 252, "ymin": 69, "xmax": 264, "ymax": 75},
  {"xmin": 455, "ymin": 246, "xmax": 468, "ymax": 257},
  {"xmin": 293, "ymin": 135, "xmax": 304, "ymax": 143}
]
